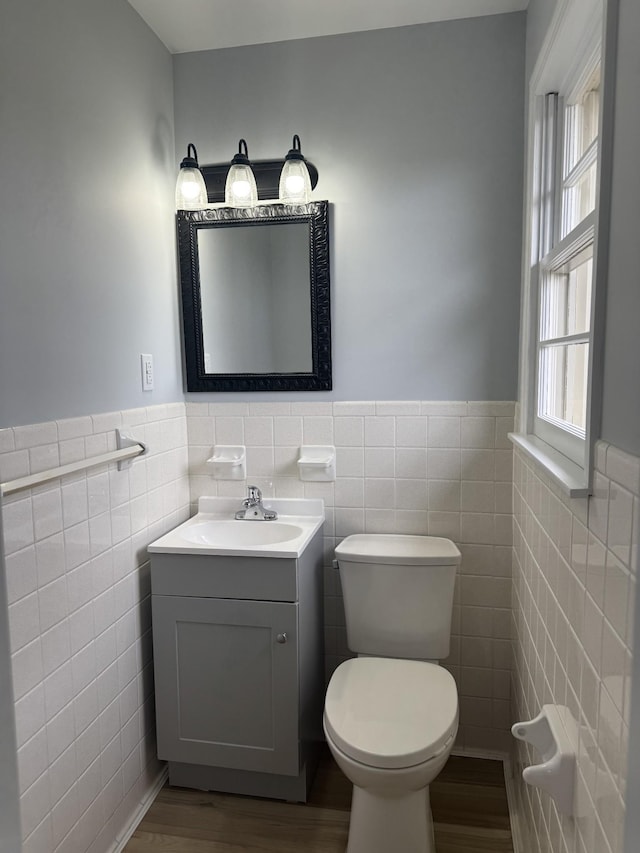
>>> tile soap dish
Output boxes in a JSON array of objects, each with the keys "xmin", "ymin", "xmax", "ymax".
[
  {"xmin": 298, "ymin": 445, "xmax": 336, "ymax": 482},
  {"xmin": 207, "ymin": 445, "xmax": 246, "ymax": 480}
]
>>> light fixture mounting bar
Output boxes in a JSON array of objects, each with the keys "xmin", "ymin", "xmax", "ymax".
[{"xmin": 201, "ymin": 158, "xmax": 318, "ymax": 203}]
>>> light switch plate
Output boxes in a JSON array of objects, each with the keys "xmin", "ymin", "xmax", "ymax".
[{"xmin": 141, "ymin": 354, "xmax": 154, "ymax": 391}]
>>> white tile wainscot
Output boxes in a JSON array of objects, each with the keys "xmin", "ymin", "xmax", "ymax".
[
  {"xmin": 0, "ymin": 404, "xmax": 190, "ymax": 853},
  {"xmin": 186, "ymin": 400, "xmax": 517, "ymax": 754},
  {"xmin": 0, "ymin": 398, "xmax": 519, "ymax": 853},
  {"xmin": 511, "ymin": 440, "xmax": 639, "ymax": 853}
]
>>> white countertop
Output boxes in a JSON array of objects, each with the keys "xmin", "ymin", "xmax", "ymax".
[{"xmin": 148, "ymin": 496, "xmax": 324, "ymax": 559}]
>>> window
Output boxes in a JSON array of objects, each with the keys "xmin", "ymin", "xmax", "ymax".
[
  {"xmin": 515, "ymin": 0, "xmax": 608, "ymax": 495},
  {"xmin": 534, "ymin": 65, "xmax": 600, "ymax": 466}
]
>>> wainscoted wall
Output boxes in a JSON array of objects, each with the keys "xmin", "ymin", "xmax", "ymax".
[
  {"xmin": 186, "ymin": 400, "xmax": 516, "ymax": 753},
  {"xmin": 0, "ymin": 397, "xmax": 519, "ymax": 853},
  {"xmin": 0, "ymin": 404, "xmax": 190, "ymax": 853},
  {"xmin": 511, "ymin": 443, "xmax": 639, "ymax": 853}
]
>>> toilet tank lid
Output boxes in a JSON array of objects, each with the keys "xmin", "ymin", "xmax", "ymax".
[{"xmin": 335, "ymin": 534, "xmax": 461, "ymax": 565}]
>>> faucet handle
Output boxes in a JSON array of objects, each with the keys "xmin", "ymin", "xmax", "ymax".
[{"xmin": 247, "ymin": 484, "xmax": 262, "ymax": 503}]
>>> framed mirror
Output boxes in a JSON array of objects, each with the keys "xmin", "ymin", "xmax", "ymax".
[{"xmin": 178, "ymin": 201, "xmax": 331, "ymax": 392}]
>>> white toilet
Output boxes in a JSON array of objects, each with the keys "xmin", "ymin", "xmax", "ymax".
[{"xmin": 323, "ymin": 533, "xmax": 461, "ymax": 853}]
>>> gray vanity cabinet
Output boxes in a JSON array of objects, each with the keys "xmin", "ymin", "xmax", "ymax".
[
  {"xmin": 152, "ymin": 596, "xmax": 298, "ymax": 774},
  {"xmin": 150, "ymin": 528, "xmax": 324, "ymax": 802}
]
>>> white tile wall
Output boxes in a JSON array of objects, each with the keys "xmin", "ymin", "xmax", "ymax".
[
  {"xmin": 1, "ymin": 398, "xmax": 551, "ymax": 853},
  {"xmin": 511, "ymin": 441, "xmax": 638, "ymax": 853},
  {"xmin": 0, "ymin": 404, "xmax": 190, "ymax": 853},
  {"xmin": 186, "ymin": 400, "xmax": 516, "ymax": 753}
]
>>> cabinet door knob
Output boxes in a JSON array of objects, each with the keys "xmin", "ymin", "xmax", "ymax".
[{"xmin": 276, "ymin": 633, "xmax": 288, "ymax": 644}]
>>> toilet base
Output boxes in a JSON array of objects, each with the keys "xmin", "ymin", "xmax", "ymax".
[{"xmin": 346, "ymin": 784, "xmax": 435, "ymax": 853}]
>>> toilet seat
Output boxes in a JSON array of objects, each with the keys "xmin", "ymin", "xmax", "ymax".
[{"xmin": 324, "ymin": 657, "xmax": 458, "ymax": 770}]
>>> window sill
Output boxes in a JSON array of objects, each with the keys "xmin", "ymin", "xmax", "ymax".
[{"xmin": 508, "ymin": 433, "xmax": 590, "ymax": 498}]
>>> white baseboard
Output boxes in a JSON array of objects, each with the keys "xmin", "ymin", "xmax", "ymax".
[
  {"xmin": 109, "ymin": 766, "xmax": 169, "ymax": 853},
  {"xmin": 503, "ymin": 755, "xmax": 526, "ymax": 853},
  {"xmin": 451, "ymin": 748, "xmax": 527, "ymax": 853},
  {"xmin": 451, "ymin": 746, "xmax": 510, "ymax": 762}
]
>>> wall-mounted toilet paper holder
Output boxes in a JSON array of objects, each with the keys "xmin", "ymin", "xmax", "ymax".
[{"xmin": 511, "ymin": 704, "xmax": 577, "ymax": 816}]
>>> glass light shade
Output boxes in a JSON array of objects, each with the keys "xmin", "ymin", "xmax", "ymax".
[
  {"xmin": 225, "ymin": 139, "xmax": 258, "ymax": 208},
  {"xmin": 279, "ymin": 158, "xmax": 311, "ymax": 203},
  {"xmin": 225, "ymin": 163, "xmax": 258, "ymax": 207},
  {"xmin": 279, "ymin": 134, "xmax": 312, "ymax": 204},
  {"xmin": 175, "ymin": 143, "xmax": 207, "ymax": 209},
  {"xmin": 175, "ymin": 166, "xmax": 207, "ymax": 209}
]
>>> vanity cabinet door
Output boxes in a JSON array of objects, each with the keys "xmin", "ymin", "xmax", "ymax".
[{"xmin": 152, "ymin": 595, "xmax": 299, "ymax": 776}]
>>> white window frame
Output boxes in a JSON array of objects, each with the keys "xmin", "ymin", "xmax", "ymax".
[{"xmin": 512, "ymin": 0, "xmax": 615, "ymax": 497}]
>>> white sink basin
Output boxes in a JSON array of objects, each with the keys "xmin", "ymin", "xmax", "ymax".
[
  {"xmin": 148, "ymin": 496, "xmax": 324, "ymax": 558},
  {"xmin": 179, "ymin": 520, "xmax": 304, "ymax": 548}
]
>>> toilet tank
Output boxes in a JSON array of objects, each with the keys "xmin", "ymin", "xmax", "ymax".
[{"xmin": 335, "ymin": 534, "xmax": 461, "ymax": 660}]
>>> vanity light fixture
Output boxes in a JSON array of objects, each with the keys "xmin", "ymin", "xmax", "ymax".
[
  {"xmin": 190, "ymin": 141, "xmax": 319, "ymax": 203},
  {"xmin": 175, "ymin": 143, "xmax": 208, "ymax": 209},
  {"xmin": 279, "ymin": 134, "xmax": 312, "ymax": 204},
  {"xmin": 224, "ymin": 138, "xmax": 258, "ymax": 208}
]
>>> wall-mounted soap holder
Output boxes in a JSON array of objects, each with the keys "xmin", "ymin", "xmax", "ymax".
[
  {"xmin": 207, "ymin": 445, "xmax": 246, "ymax": 480},
  {"xmin": 512, "ymin": 704, "xmax": 578, "ymax": 816},
  {"xmin": 297, "ymin": 445, "xmax": 336, "ymax": 482}
]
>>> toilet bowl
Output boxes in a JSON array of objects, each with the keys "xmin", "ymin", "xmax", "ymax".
[
  {"xmin": 324, "ymin": 656, "xmax": 458, "ymax": 853},
  {"xmin": 325, "ymin": 534, "xmax": 462, "ymax": 853}
]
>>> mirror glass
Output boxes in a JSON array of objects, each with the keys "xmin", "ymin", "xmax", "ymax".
[
  {"xmin": 178, "ymin": 202, "xmax": 331, "ymax": 392},
  {"xmin": 198, "ymin": 223, "xmax": 312, "ymax": 374}
]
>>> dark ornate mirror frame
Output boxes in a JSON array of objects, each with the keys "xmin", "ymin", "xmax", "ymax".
[{"xmin": 178, "ymin": 200, "xmax": 331, "ymax": 392}]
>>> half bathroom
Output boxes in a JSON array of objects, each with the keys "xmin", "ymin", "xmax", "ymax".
[{"xmin": 0, "ymin": 1, "xmax": 638, "ymax": 852}]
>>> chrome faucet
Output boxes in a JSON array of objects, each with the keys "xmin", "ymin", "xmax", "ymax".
[{"xmin": 235, "ymin": 485, "xmax": 278, "ymax": 521}]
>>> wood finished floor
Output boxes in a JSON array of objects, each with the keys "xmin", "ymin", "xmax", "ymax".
[{"xmin": 124, "ymin": 752, "xmax": 514, "ymax": 853}]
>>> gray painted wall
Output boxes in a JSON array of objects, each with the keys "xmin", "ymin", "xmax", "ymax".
[
  {"xmin": 0, "ymin": 0, "xmax": 182, "ymax": 429},
  {"xmin": 600, "ymin": 0, "xmax": 640, "ymax": 457},
  {"xmin": 174, "ymin": 14, "xmax": 526, "ymax": 403},
  {"xmin": 524, "ymin": 0, "xmax": 557, "ymax": 81}
]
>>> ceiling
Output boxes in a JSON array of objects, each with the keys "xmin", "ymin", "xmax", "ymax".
[{"xmin": 127, "ymin": 0, "xmax": 528, "ymax": 54}]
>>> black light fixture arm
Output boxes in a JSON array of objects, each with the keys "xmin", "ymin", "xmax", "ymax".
[
  {"xmin": 180, "ymin": 143, "xmax": 201, "ymax": 170},
  {"xmin": 231, "ymin": 138, "xmax": 251, "ymax": 166},
  {"xmin": 285, "ymin": 134, "xmax": 305, "ymax": 161}
]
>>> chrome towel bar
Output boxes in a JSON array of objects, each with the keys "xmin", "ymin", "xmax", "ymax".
[{"xmin": 0, "ymin": 429, "xmax": 147, "ymax": 497}]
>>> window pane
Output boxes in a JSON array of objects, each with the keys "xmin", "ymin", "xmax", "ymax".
[
  {"xmin": 562, "ymin": 66, "xmax": 600, "ymax": 236},
  {"xmin": 564, "ymin": 82, "xmax": 600, "ymax": 175},
  {"xmin": 540, "ymin": 248, "xmax": 593, "ymax": 340},
  {"xmin": 562, "ymin": 161, "xmax": 597, "ymax": 236},
  {"xmin": 581, "ymin": 87, "xmax": 599, "ymax": 153},
  {"xmin": 538, "ymin": 342, "xmax": 589, "ymax": 431}
]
